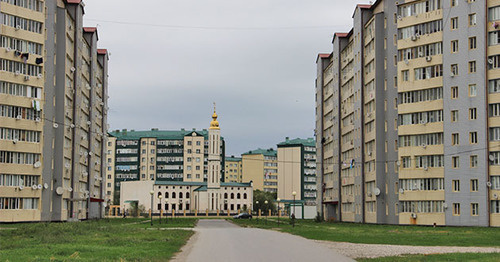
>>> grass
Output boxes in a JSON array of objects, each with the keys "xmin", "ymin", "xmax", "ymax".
[
  {"xmin": 231, "ymin": 218, "xmax": 500, "ymax": 247},
  {"xmin": 358, "ymin": 253, "xmax": 500, "ymax": 262},
  {"xmin": 0, "ymin": 217, "xmax": 196, "ymax": 261}
]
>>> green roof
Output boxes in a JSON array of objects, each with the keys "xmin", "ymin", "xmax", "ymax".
[
  {"xmin": 241, "ymin": 148, "xmax": 277, "ymax": 157},
  {"xmin": 109, "ymin": 129, "xmax": 210, "ymax": 140},
  {"xmin": 225, "ymin": 156, "xmax": 241, "ymax": 162},
  {"xmin": 277, "ymin": 137, "xmax": 316, "ymax": 147},
  {"xmin": 154, "ymin": 180, "xmax": 252, "ymax": 188},
  {"xmin": 194, "ymin": 186, "xmax": 207, "ymax": 192}
]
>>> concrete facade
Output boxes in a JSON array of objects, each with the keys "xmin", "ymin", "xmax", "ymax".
[
  {"xmin": 0, "ymin": 0, "xmax": 109, "ymax": 222},
  {"xmin": 225, "ymin": 156, "xmax": 242, "ymax": 183},
  {"xmin": 317, "ymin": 0, "xmax": 500, "ymax": 226},
  {"xmin": 242, "ymin": 148, "xmax": 278, "ymax": 193}
]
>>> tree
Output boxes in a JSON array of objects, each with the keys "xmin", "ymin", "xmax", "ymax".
[{"xmin": 253, "ymin": 190, "xmax": 276, "ymax": 213}]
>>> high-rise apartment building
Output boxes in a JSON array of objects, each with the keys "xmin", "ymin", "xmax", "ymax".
[
  {"xmin": 106, "ymin": 128, "xmax": 225, "ymax": 203},
  {"xmin": 0, "ymin": 0, "xmax": 109, "ymax": 222},
  {"xmin": 317, "ymin": 0, "xmax": 500, "ymax": 226},
  {"xmin": 225, "ymin": 156, "xmax": 242, "ymax": 183},
  {"xmin": 277, "ymin": 137, "xmax": 317, "ymax": 208},
  {"xmin": 242, "ymin": 148, "xmax": 278, "ymax": 193}
]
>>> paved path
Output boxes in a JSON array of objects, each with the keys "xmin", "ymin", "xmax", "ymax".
[{"xmin": 172, "ymin": 219, "xmax": 353, "ymax": 262}]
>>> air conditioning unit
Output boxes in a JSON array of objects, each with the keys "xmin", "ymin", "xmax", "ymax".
[
  {"xmin": 24, "ymin": 75, "xmax": 30, "ymax": 81},
  {"xmin": 426, "ymin": 56, "xmax": 432, "ymax": 62}
]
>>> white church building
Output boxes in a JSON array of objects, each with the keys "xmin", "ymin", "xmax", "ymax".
[{"xmin": 120, "ymin": 108, "xmax": 253, "ymax": 214}]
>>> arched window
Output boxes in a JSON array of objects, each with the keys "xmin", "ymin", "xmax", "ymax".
[
  {"xmin": 172, "ymin": 192, "xmax": 176, "ymax": 198},
  {"xmin": 237, "ymin": 193, "xmax": 241, "ymax": 199},
  {"xmin": 186, "ymin": 192, "xmax": 190, "ymax": 198},
  {"xmin": 231, "ymin": 193, "xmax": 234, "ymax": 199},
  {"xmin": 157, "ymin": 192, "xmax": 162, "ymax": 197},
  {"xmin": 224, "ymin": 193, "xmax": 228, "ymax": 199},
  {"xmin": 243, "ymin": 193, "xmax": 247, "ymax": 199},
  {"xmin": 165, "ymin": 192, "xmax": 169, "ymax": 198},
  {"xmin": 179, "ymin": 192, "xmax": 183, "ymax": 198}
]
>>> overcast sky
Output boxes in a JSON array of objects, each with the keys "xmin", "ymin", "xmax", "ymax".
[{"xmin": 82, "ymin": 0, "xmax": 365, "ymax": 156}]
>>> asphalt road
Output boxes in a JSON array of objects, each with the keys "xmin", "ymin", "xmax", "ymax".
[{"xmin": 172, "ymin": 219, "xmax": 354, "ymax": 262}]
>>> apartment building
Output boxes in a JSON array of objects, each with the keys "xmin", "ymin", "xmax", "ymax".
[
  {"xmin": 225, "ymin": 156, "xmax": 242, "ymax": 183},
  {"xmin": 0, "ymin": 0, "xmax": 109, "ymax": 222},
  {"xmin": 242, "ymin": 148, "xmax": 278, "ymax": 193},
  {"xmin": 107, "ymin": 128, "xmax": 225, "ymax": 204},
  {"xmin": 317, "ymin": 0, "xmax": 500, "ymax": 226},
  {"xmin": 277, "ymin": 137, "xmax": 317, "ymax": 209}
]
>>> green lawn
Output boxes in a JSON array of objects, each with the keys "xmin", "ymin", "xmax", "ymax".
[
  {"xmin": 358, "ymin": 253, "xmax": 500, "ymax": 262},
  {"xmin": 0, "ymin": 218, "xmax": 196, "ymax": 261},
  {"xmin": 231, "ymin": 218, "xmax": 500, "ymax": 247}
]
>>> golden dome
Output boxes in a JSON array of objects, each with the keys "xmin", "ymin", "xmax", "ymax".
[{"xmin": 209, "ymin": 103, "xmax": 220, "ymax": 130}]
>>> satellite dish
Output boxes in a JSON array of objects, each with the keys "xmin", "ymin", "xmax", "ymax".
[
  {"xmin": 19, "ymin": 185, "xmax": 24, "ymax": 190},
  {"xmin": 374, "ymin": 188, "xmax": 381, "ymax": 196},
  {"xmin": 443, "ymin": 203, "xmax": 448, "ymax": 209},
  {"xmin": 33, "ymin": 161, "xmax": 41, "ymax": 168},
  {"xmin": 56, "ymin": 187, "xmax": 64, "ymax": 195},
  {"xmin": 43, "ymin": 183, "xmax": 49, "ymax": 189},
  {"xmin": 399, "ymin": 188, "xmax": 404, "ymax": 194},
  {"xmin": 32, "ymin": 185, "xmax": 37, "ymax": 190},
  {"xmin": 489, "ymin": 155, "xmax": 496, "ymax": 162},
  {"xmin": 103, "ymin": 203, "xmax": 108, "ymax": 207},
  {"xmin": 37, "ymin": 184, "xmax": 43, "ymax": 190},
  {"xmin": 68, "ymin": 187, "xmax": 73, "ymax": 192}
]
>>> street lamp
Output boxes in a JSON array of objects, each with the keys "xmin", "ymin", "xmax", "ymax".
[
  {"xmin": 277, "ymin": 198, "xmax": 281, "ymax": 226},
  {"xmin": 255, "ymin": 200, "xmax": 259, "ymax": 221},
  {"xmin": 165, "ymin": 200, "xmax": 168, "ymax": 224},
  {"xmin": 158, "ymin": 195, "xmax": 162, "ymax": 224},
  {"xmin": 264, "ymin": 200, "xmax": 268, "ymax": 224},
  {"xmin": 149, "ymin": 190, "xmax": 154, "ymax": 226},
  {"xmin": 292, "ymin": 191, "xmax": 297, "ymax": 228}
]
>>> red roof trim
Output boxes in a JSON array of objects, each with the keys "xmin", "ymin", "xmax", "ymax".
[
  {"xmin": 357, "ymin": 4, "xmax": 372, "ymax": 9},
  {"xmin": 83, "ymin": 27, "xmax": 97, "ymax": 33},
  {"xmin": 64, "ymin": 0, "xmax": 81, "ymax": 4},
  {"xmin": 318, "ymin": 53, "xmax": 331, "ymax": 58},
  {"xmin": 97, "ymin": 49, "xmax": 107, "ymax": 55},
  {"xmin": 335, "ymin": 33, "xmax": 349, "ymax": 38}
]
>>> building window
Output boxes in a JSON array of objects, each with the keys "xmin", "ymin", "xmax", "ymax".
[
  {"xmin": 471, "ymin": 179, "xmax": 478, "ymax": 191},
  {"xmin": 469, "ymin": 84, "xmax": 477, "ymax": 97},
  {"xmin": 451, "ymin": 40, "xmax": 459, "ymax": 53},
  {"xmin": 451, "ymin": 0, "xmax": 458, "ymax": 7},
  {"xmin": 471, "ymin": 203, "xmax": 478, "ymax": 216},
  {"xmin": 150, "ymin": 166, "xmax": 154, "ymax": 170},
  {"xmin": 470, "ymin": 155, "xmax": 478, "ymax": 168},
  {"xmin": 187, "ymin": 149, "xmax": 192, "ymax": 154},
  {"xmin": 451, "ymin": 17, "xmax": 458, "ymax": 29},
  {"xmin": 453, "ymin": 180, "xmax": 460, "ymax": 191},
  {"xmin": 452, "ymin": 157, "xmax": 460, "ymax": 169},
  {"xmin": 187, "ymin": 141, "xmax": 192, "ymax": 145},
  {"xmin": 451, "ymin": 110, "xmax": 459, "ymax": 122},
  {"xmin": 402, "ymin": 70, "xmax": 409, "ymax": 81},
  {"xmin": 469, "ymin": 108, "xmax": 477, "ymax": 120},
  {"xmin": 151, "ymin": 141, "xmax": 155, "ymax": 145},
  {"xmin": 452, "ymin": 133, "xmax": 459, "ymax": 145},
  {"xmin": 187, "ymin": 157, "xmax": 192, "ymax": 162},
  {"xmin": 196, "ymin": 141, "xmax": 201, "ymax": 146},
  {"xmin": 451, "ymin": 86, "xmax": 458, "ymax": 99},
  {"xmin": 453, "ymin": 203, "xmax": 460, "ymax": 216},
  {"xmin": 196, "ymin": 166, "xmax": 200, "ymax": 170},
  {"xmin": 469, "ymin": 61, "xmax": 476, "ymax": 73},
  {"xmin": 470, "ymin": 132, "xmax": 478, "ymax": 144},
  {"xmin": 451, "ymin": 64, "xmax": 459, "ymax": 76},
  {"xmin": 469, "ymin": 37, "xmax": 477, "ymax": 49},
  {"xmin": 469, "ymin": 14, "xmax": 477, "ymax": 26}
]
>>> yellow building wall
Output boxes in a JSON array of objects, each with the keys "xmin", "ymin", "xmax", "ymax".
[
  {"xmin": 277, "ymin": 146, "xmax": 302, "ymax": 201},
  {"xmin": 242, "ymin": 154, "xmax": 264, "ymax": 190}
]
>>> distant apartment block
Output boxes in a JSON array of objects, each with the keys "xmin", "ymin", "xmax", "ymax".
[
  {"xmin": 242, "ymin": 148, "xmax": 278, "ymax": 193},
  {"xmin": 316, "ymin": 0, "xmax": 500, "ymax": 226},
  {"xmin": 0, "ymin": 0, "xmax": 109, "ymax": 222},
  {"xmin": 225, "ymin": 156, "xmax": 242, "ymax": 183}
]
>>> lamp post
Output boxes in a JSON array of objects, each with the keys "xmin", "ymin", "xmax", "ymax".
[
  {"xmin": 158, "ymin": 195, "xmax": 162, "ymax": 224},
  {"xmin": 149, "ymin": 190, "xmax": 154, "ymax": 226},
  {"xmin": 165, "ymin": 200, "xmax": 168, "ymax": 224},
  {"xmin": 277, "ymin": 198, "xmax": 281, "ymax": 226},
  {"xmin": 264, "ymin": 200, "xmax": 268, "ymax": 225},
  {"xmin": 255, "ymin": 200, "xmax": 259, "ymax": 221},
  {"xmin": 292, "ymin": 191, "xmax": 297, "ymax": 227}
]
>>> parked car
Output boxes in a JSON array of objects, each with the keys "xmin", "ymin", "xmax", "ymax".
[{"xmin": 233, "ymin": 213, "xmax": 252, "ymax": 219}]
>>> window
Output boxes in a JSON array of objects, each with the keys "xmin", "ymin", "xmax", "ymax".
[
  {"xmin": 489, "ymin": 103, "xmax": 500, "ymax": 117},
  {"xmin": 452, "ymin": 157, "xmax": 460, "ymax": 169},
  {"xmin": 187, "ymin": 157, "xmax": 192, "ymax": 162},
  {"xmin": 187, "ymin": 149, "xmax": 192, "ymax": 154},
  {"xmin": 469, "ymin": 84, "xmax": 477, "ymax": 97},
  {"xmin": 150, "ymin": 141, "xmax": 155, "ymax": 145},
  {"xmin": 451, "ymin": 40, "xmax": 459, "ymax": 53},
  {"xmin": 451, "ymin": 0, "xmax": 457, "ymax": 7},
  {"xmin": 453, "ymin": 180, "xmax": 460, "ymax": 191},
  {"xmin": 490, "ymin": 6, "xmax": 500, "ymax": 21},
  {"xmin": 451, "ymin": 17, "xmax": 458, "ymax": 29},
  {"xmin": 469, "ymin": 37, "xmax": 477, "ymax": 49},
  {"xmin": 470, "ymin": 155, "xmax": 478, "ymax": 168},
  {"xmin": 402, "ymin": 70, "xmax": 409, "ymax": 81},
  {"xmin": 187, "ymin": 141, "xmax": 192, "ymax": 145},
  {"xmin": 451, "ymin": 64, "xmax": 458, "ymax": 76},
  {"xmin": 489, "ymin": 31, "xmax": 500, "ymax": 46},
  {"xmin": 452, "ymin": 133, "xmax": 459, "ymax": 145},
  {"xmin": 469, "ymin": 61, "xmax": 476, "ymax": 73},
  {"xmin": 471, "ymin": 179, "xmax": 478, "ymax": 191},
  {"xmin": 149, "ymin": 166, "xmax": 154, "ymax": 170},
  {"xmin": 469, "ymin": 108, "xmax": 477, "ymax": 120},
  {"xmin": 493, "ymin": 200, "xmax": 500, "ymax": 213},
  {"xmin": 196, "ymin": 141, "xmax": 201, "ymax": 146},
  {"xmin": 469, "ymin": 14, "xmax": 477, "ymax": 26},
  {"xmin": 470, "ymin": 132, "xmax": 478, "ymax": 144},
  {"xmin": 451, "ymin": 86, "xmax": 458, "ymax": 98},
  {"xmin": 196, "ymin": 166, "xmax": 200, "ymax": 170},
  {"xmin": 451, "ymin": 110, "xmax": 459, "ymax": 122},
  {"xmin": 453, "ymin": 203, "xmax": 460, "ymax": 215},
  {"xmin": 471, "ymin": 203, "xmax": 479, "ymax": 216}
]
